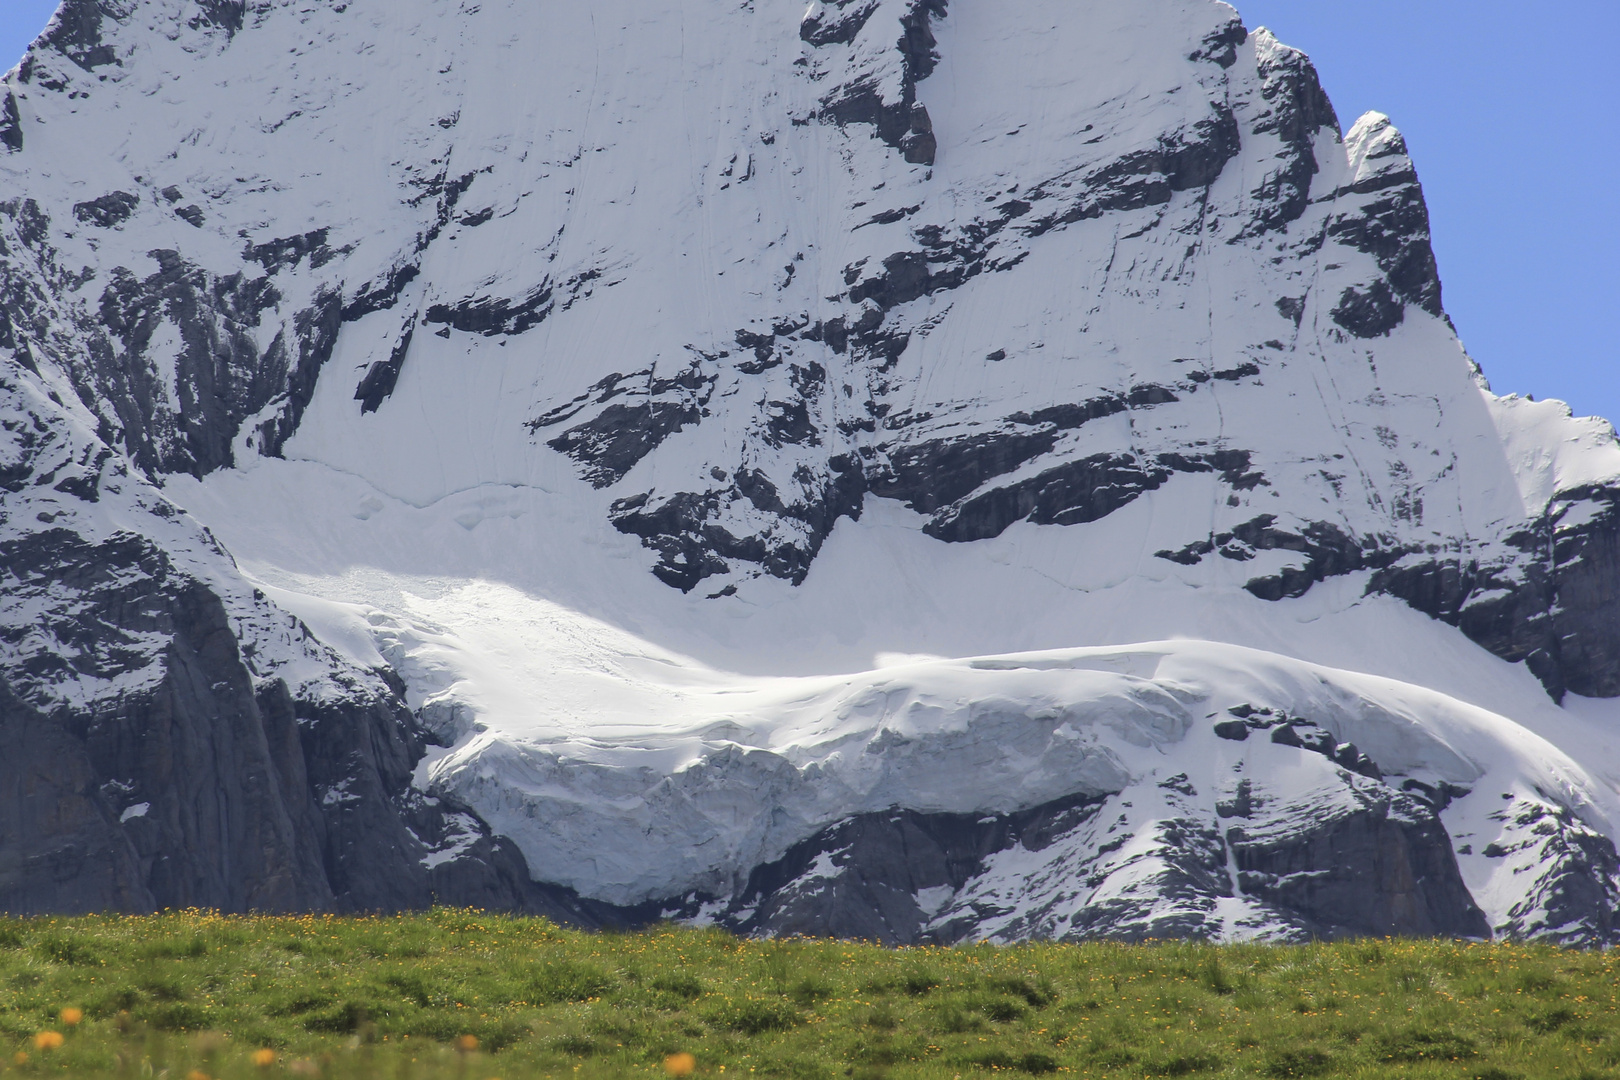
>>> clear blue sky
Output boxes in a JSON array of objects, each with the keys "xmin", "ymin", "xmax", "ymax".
[{"xmin": 4, "ymin": 1, "xmax": 1617, "ymax": 422}]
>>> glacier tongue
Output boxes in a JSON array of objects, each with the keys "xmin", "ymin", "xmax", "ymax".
[{"xmin": 5, "ymin": 0, "xmax": 1620, "ymax": 939}]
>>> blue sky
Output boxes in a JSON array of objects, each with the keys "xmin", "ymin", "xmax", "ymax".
[{"xmin": 4, "ymin": 1, "xmax": 1617, "ymax": 422}]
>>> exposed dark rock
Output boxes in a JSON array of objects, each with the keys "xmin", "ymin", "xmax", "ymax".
[
  {"xmin": 1212, "ymin": 360, "xmax": 1262, "ymax": 381},
  {"xmin": 900, "ymin": 102, "xmax": 936, "ymax": 166},
  {"xmin": 1330, "ymin": 188, "xmax": 1442, "ymax": 317},
  {"xmin": 717, "ymin": 796, "xmax": 1105, "ymax": 944},
  {"xmin": 609, "ymin": 490, "xmax": 737, "ymax": 591},
  {"xmin": 1369, "ymin": 489, "xmax": 1620, "ymax": 700},
  {"xmin": 1237, "ymin": 516, "xmax": 1397, "ymax": 599},
  {"xmin": 1330, "ymin": 280, "xmax": 1404, "ymax": 338},
  {"xmin": 1188, "ymin": 16, "xmax": 1245, "ymax": 69},
  {"xmin": 73, "ymin": 192, "xmax": 139, "ymax": 228},
  {"xmin": 189, "ymin": 0, "xmax": 246, "ymax": 37},
  {"xmin": 1157, "ymin": 514, "xmax": 1393, "ymax": 596},
  {"xmin": 1267, "ymin": 719, "xmax": 1382, "ymax": 781},
  {"xmin": 927, "ymin": 452, "xmax": 1169, "ymax": 542},
  {"xmin": 0, "ymin": 680, "xmax": 153, "ymax": 914},
  {"xmin": 820, "ymin": 83, "xmax": 939, "ymax": 168},
  {"xmin": 688, "ymin": 774, "xmax": 1487, "ymax": 943},
  {"xmin": 870, "ymin": 429, "xmax": 1061, "ymax": 514},
  {"xmin": 1488, "ymin": 798, "xmax": 1620, "ymax": 945},
  {"xmin": 354, "ymin": 321, "xmax": 414, "ymax": 414},
  {"xmin": 0, "ymin": 91, "xmax": 22, "ymax": 154},
  {"xmin": 90, "ymin": 249, "xmax": 285, "ymax": 476},
  {"xmin": 1242, "ymin": 36, "xmax": 1338, "ymax": 234},
  {"xmin": 173, "ymin": 205, "xmax": 205, "ymax": 228},
  {"xmin": 1217, "ymin": 706, "xmax": 1382, "ymax": 780},
  {"xmin": 1370, "ymin": 555, "xmax": 1561, "ymax": 696},
  {"xmin": 813, "ymin": 0, "xmax": 946, "ymax": 166},
  {"xmin": 244, "ymin": 229, "xmax": 340, "ymax": 275},
  {"xmin": 37, "ymin": 0, "xmax": 122, "ymax": 75},
  {"xmin": 341, "ymin": 262, "xmax": 420, "ymax": 322},
  {"xmin": 926, "ymin": 448, "xmax": 1257, "ymax": 545},
  {"xmin": 1543, "ymin": 491, "xmax": 1620, "ymax": 697},
  {"xmin": 898, "ymin": 0, "xmax": 947, "ymax": 81},
  {"xmin": 799, "ymin": 0, "xmax": 880, "ymax": 47},
  {"xmin": 537, "ymin": 364, "xmax": 715, "ymax": 488},
  {"xmin": 849, "ymin": 249, "xmax": 966, "ymax": 310},
  {"xmin": 425, "ymin": 283, "xmax": 553, "ymax": 337},
  {"xmin": 1007, "ymin": 394, "xmax": 1129, "ymax": 430},
  {"xmin": 0, "ymin": 528, "xmax": 331, "ymax": 912},
  {"xmin": 610, "ymin": 454, "xmax": 866, "ymax": 592},
  {"xmin": 1329, "ymin": 123, "xmax": 1443, "ymax": 317},
  {"xmin": 0, "ymin": 200, "xmax": 347, "ymax": 482},
  {"xmin": 1024, "ymin": 105, "xmax": 1242, "ymax": 236},
  {"xmin": 1225, "ymin": 783, "xmax": 1490, "ymax": 940},
  {"xmin": 552, "ymin": 401, "xmax": 703, "ymax": 488},
  {"xmin": 0, "ymin": 522, "xmax": 617, "ymax": 920},
  {"xmin": 256, "ymin": 290, "xmax": 344, "ymax": 460}
]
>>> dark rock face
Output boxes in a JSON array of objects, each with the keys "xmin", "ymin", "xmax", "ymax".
[
  {"xmin": 1159, "ymin": 514, "xmax": 1401, "ymax": 601},
  {"xmin": 1541, "ymin": 493, "xmax": 1620, "ymax": 697},
  {"xmin": 715, "ymin": 797, "xmax": 1103, "ymax": 944},
  {"xmin": 244, "ymin": 228, "xmax": 341, "ymax": 275},
  {"xmin": 1, "ymin": 526, "xmax": 320, "ymax": 912},
  {"xmin": 0, "ymin": 92, "xmax": 23, "ymax": 154},
  {"xmin": 0, "ymin": 523, "xmax": 565, "ymax": 915},
  {"xmin": 1328, "ymin": 122, "xmax": 1443, "ymax": 319},
  {"xmin": 0, "ymin": 188, "xmax": 358, "ymax": 480},
  {"xmin": 1242, "ymin": 33, "xmax": 1338, "ymax": 234},
  {"xmin": 190, "ymin": 0, "xmax": 247, "ymax": 38},
  {"xmin": 927, "ymin": 453, "xmax": 1173, "ymax": 543},
  {"xmin": 0, "ymin": 682, "xmax": 153, "ymax": 914},
  {"xmin": 808, "ymin": 0, "xmax": 946, "ymax": 166},
  {"xmin": 1487, "ymin": 797, "xmax": 1620, "ymax": 945},
  {"xmin": 0, "ymin": 365, "xmax": 615, "ymax": 922},
  {"xmin": 608, "ymin": 458, "xmax": 867, "ymax": 593},
  {"xmin": 1219, "ymin": 706, "xmax": 1383, "ymax": 780},
  {"xmin": 534, "ymin": 365, "xmax": 716, "ymax": 489},
  {"xmin": 674, "ymin": 766, "xmax": 1489, "ymax": 943},
  {"xmin": 424, "ymin": 284, "xmax": 554, "ymax": 337},
  {"xmin": 1372, "ymin": 489, "xmax": 1620, "ymax": 700},
  {"xmin": 1223, "ymin": 785, "xmax": 1490, "ymax": 940},
  {"xmin": 33, "ymin": 0, "xmax": 122, "ymax": 77},
  {"xmin": 1330, "ymin": 279, "xmax": 1405, "ymax": 338},
  {"xmin": 800, "ymin": 1, "xmax": 882, "ymax": 49},
  {"xmin": 1022, "ymin": 105, "xmax": 1242, "ymax": 235},
  {"xmin": 354, "ymin": 322, "xmax": 414, "ymax": 415},
  {"xmin": 72, "ymin": 192, "xmax": 139, "ymax": 229}
]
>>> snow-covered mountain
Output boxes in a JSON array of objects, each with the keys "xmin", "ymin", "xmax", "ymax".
[{"xmin": 5, "ymin": 0, "xmax": 1620, "ymax": 942}]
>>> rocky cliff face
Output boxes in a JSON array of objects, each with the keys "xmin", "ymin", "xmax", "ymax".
[
  {"xmin": 3, "ymin": 0, "xmax": 1620, "ymax": 942},
  {"xmin": 0, "ymin": 360, "xmax": 602, "ymax": 920}
]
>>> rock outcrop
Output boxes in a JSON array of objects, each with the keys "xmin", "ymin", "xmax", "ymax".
[{"xmin": 0, "ymin": 362, "xmax": 597, "ymax": 920}]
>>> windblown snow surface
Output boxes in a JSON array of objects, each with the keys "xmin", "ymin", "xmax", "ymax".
[{"xmin": 6, "ymin": 0, "xmax": 1620, "ymax": 939}]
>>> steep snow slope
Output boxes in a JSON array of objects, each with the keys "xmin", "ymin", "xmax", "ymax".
[{"xmin": 5, "ymin": 0, "xmax": 1620, "ymax": 939}]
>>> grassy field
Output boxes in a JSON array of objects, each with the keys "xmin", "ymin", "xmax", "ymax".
[{"xmin": 0, "ymin": 911, "xmax": 1612, "ymax": 1080}]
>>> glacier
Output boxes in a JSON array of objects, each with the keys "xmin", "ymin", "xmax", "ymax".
[{"xmin": 4, "ymin": 0, "xmax": 1620, "ymax": 942}]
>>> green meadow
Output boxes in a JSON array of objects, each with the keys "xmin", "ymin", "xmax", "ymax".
[{"xmin": 0, "ymin": 910, "xmax": 1612, "ymax": 1079}]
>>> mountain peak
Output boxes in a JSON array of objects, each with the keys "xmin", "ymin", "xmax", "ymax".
[{"xmin": 4, "ymin": 0, "xmax": 1620, "ymax": 943}]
